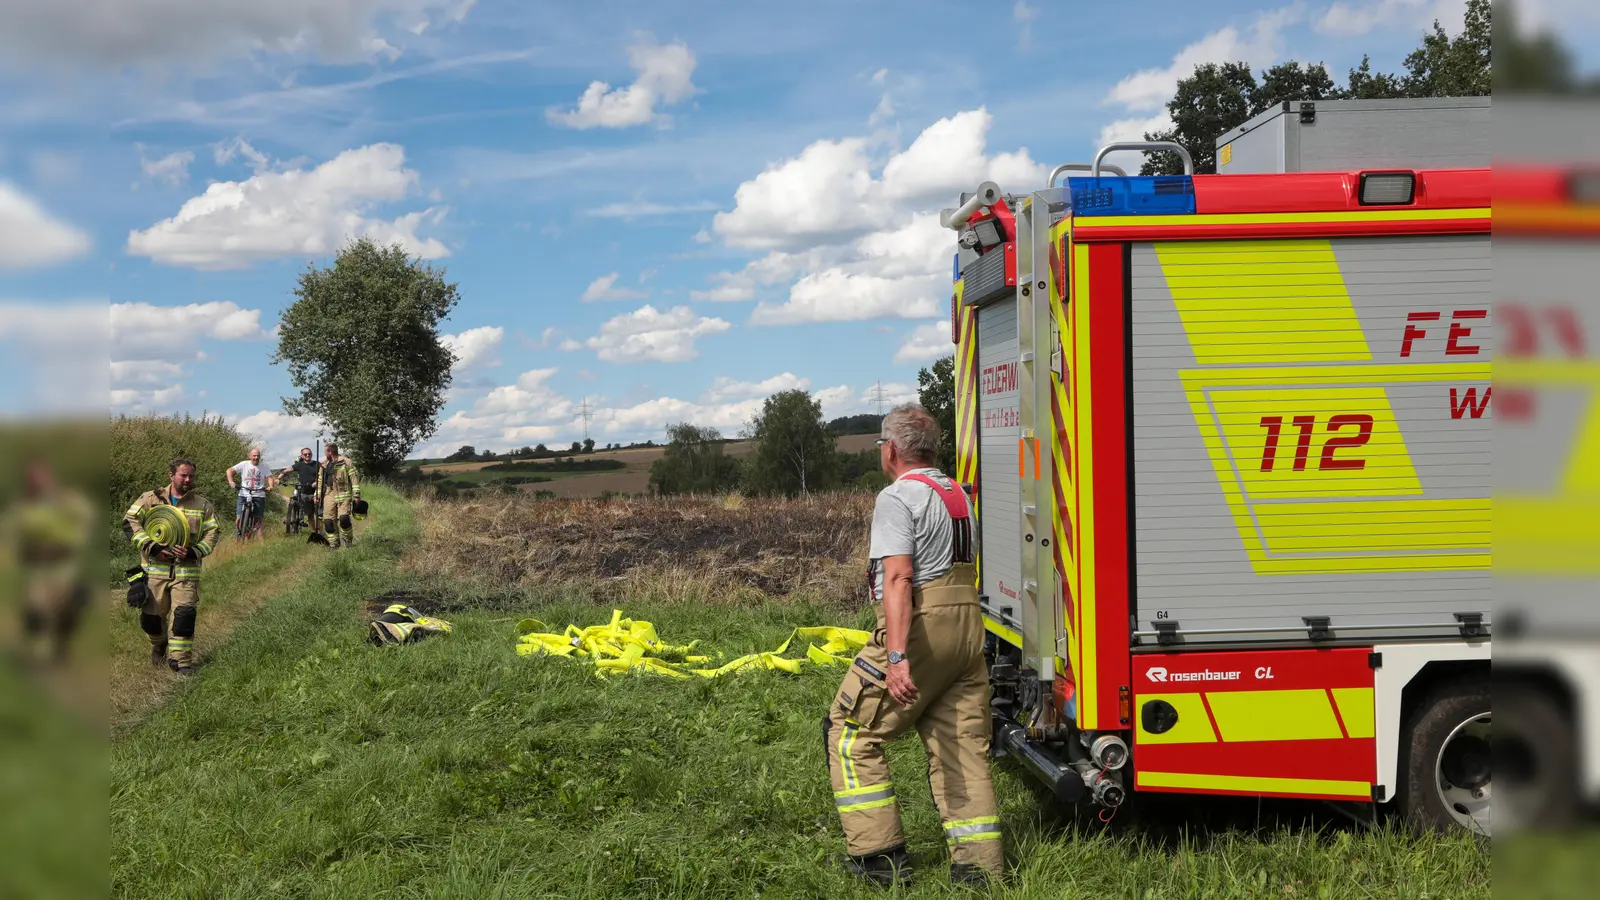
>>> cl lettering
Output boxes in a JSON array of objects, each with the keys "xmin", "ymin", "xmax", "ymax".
[{"xmin": 1254, "ymin": 666, "xmax": 1274, "ymax": 680}]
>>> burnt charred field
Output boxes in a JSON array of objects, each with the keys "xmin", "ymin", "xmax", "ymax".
[
  {"xmin": 108, "ymin": 491, "xmax": 1489, "ymax": 899},
  {"xmin": 404, "ymin": 493, "xmax": 875, "ymax": 606}
]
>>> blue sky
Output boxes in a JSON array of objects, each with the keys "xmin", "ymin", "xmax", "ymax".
[{"xmin": 2, "ymin": 0, "xmax": 1593, "ymax": 460}]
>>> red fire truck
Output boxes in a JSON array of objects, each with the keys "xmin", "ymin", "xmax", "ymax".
[{"xmin": 944, "ymin": 122, "xmax": 1491, "ymax": 832}]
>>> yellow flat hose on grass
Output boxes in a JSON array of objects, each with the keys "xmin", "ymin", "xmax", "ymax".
[
  {"xmin": 514, "ymin": 609, "xmax": 869, "ymax": 679},
  {"xmin": 142, "ymin": 506, "xmax": 190, "ymax": 548}
]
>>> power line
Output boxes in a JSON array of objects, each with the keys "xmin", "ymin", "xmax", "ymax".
[
  {"xmin": 870, "ymin": 381, "xmax": 888, "ymax": 418},
  {"xmin": 578, "ymin": 397, "xmax": 594, "ymax": 443}
]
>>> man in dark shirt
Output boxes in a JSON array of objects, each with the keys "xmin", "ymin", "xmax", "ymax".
[{"xmin": 278, "ymin": 447, "xmax": 322, "ymax": 533}]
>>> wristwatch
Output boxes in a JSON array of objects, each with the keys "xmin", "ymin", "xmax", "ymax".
[{"xmin": 887, "ymin": 650, "xmax": 906, "ymax": 665}]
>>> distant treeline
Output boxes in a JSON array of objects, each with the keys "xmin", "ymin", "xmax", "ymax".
[{"xmin": 650, "ymin": 397, "xmax": 891, "ymax": 497}]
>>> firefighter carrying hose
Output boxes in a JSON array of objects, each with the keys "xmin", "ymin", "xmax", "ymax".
[
  {"xmin": 825, "ymin": 403, "xmax": 1003, "ymax": 888},
  {"xmin": 319, "ymin": 442, "xmax": 361, "ymax": 550},
  {"xmin": 123, "ymin": 457, "xmax": 219, "ymax": 676},
  {"xmin": 3, "ymin": 458, "xmax": 94, "ymax": 665}
]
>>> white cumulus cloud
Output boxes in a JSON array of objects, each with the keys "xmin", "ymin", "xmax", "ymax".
[
  {"xmin": 0, "ymin": 0, "xmax": 476, "ymax": 69},
  {"xmin": 441, "ymin": 325, "xmax": 503, "ymax": 371},
  {"xmin": 1315, "ymin": 0, "xmax": 1464, "ymax": 37},
  {"xmin": 231, "ymin": 410, "xmax": 329, "ymax": 461},
  {"xmin": 0, "ymin": 183, "xmax": 92, "ymax": 269},
  {"xmin": 712, "ymin": 138, "xmax": 887, "ymax": 252},
  {"xmin": 581, "ymin": 272, "xmax": 650, "ymax": 302},
  {"xmin": 702, "ymin": 372, "xmax": 811, "ymax": 404},
  {"xmin": 126, "ymin": 143, "xmax": 447, "ymax": 270},
  {"xmin": 547, "ymin": 35, "xmax": 697, "ymax": 130},
  {"xmin": 110, "ymin": 301, "xmax": 274, "ymax": 361},
  {"xmin": 894, "ymin": 321, "xmax": 954, "ymax": 364},
  {"xmin": 570, "ymin": 305, "xmax": 731, "ymax": 364},
  {"xmin": 704, "ymin": 108, "xmax": 1040, "ymax": 327},
  {"xmin": 472, "ymin": 367, "xmax": 569, "ymax": 416},
  {"xmin": 1104, "ymin": 7, "xmax": 1303, "ymax": 114},
  {"xmin": 747, "ymin": 212, "xmax": 951, "ymax": 326}
]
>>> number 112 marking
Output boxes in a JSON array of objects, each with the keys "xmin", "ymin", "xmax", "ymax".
[{"xmin": 1258, "ymin": 414, "xmax": 1374, "ymax": 472}]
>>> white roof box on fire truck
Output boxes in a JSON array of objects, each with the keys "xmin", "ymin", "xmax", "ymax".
[{"xmin": 1216, "ymin": 96, "xmax": 1491, "ymax": 175}]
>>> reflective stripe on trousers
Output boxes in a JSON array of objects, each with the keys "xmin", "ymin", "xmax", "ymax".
[
  {"xmin": 944, "ymin": 816, "xmax": 1002, "ymax": 844},
  {"xmin": 834, "ymin": 782, "xmax": 897, "ymax": 814}
]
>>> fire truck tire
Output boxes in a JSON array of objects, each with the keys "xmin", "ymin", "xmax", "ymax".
[
  {"xmin": 1398, "ymin": 678, "xmax": 1492, "ymax": 835},
  {"xmin": 1491, "ymin": 684, "xmax": 1578, "ymax": 831}
]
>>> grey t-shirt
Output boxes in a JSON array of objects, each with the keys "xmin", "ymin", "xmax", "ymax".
[{"xmin": 868, "ymin": 468, "xmax": 970, "ymax": 602}]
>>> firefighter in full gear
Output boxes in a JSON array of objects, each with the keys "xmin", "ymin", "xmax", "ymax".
[
  {"xmin": 2, "ymin": 460, "xmax": 94, "ymax": 665},
  {"xmin": 319, "ymin": 442, "xmax": 361, "ymax": 550},
  {"xmin": 123, "ymin": 458, "xmax": 219, "ymax": 676},
  {"xmin": 825, "ymin": 404, "xmax": 1003, "ymax": 888}
]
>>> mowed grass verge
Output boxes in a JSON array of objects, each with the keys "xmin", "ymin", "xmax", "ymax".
[{"xmin": 111, "ymin": 492, "xmax": 1488, "ymax": 899}]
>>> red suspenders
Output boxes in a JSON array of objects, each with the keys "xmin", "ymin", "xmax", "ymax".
[{"xmin": 866, "ymin": 473, "xmax": 976, "ymax": 601}]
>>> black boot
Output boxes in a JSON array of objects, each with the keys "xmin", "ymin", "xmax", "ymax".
[
  {"xmin": 950, "ymin": 863, "xmax": 993, "ymax": 887},
  {"xmin": 840, "ymin": 846, "xmax": 913, "ymax": 887},
  {"xmin": 151, "ymin": 645, "xmax": 167, "ymax": 667},
  {"xmin": 168, "ymin": 658, "xmax": 194, "ymax": 677}
]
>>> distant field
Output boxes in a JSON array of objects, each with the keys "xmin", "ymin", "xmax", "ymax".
[{"xmin": 419, "ymin": 434, "xmax": 879, "ymax": 498}]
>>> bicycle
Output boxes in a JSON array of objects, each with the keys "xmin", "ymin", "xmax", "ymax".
[
  {"xmin": 239, "ymin": 496, "xmax": 265, "ymax": 542},
  {"xmin": 285, "ymin": 488, "xmax": 314, "ymax": 535}
]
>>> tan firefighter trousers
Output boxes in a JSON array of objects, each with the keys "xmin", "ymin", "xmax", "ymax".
[
  {"xmin": 142, "ymin": 576, "xmax": 200, "ymax": 667},
  {"xmin": 323, "ymin": 494, "xmax": 354, "ymax": 548},
  {"xmin": 825, "ymin": 563, "xmax": 1003, "ymax": 874}
]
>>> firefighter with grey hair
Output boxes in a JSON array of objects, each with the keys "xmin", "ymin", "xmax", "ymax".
[{"xmin": 824, "ymin": 402, "xmax": 1002, "ymax": 888}]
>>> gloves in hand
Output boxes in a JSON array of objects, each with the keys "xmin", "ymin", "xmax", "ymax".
[{"xmin": 125, "ymin": 567, "xmax": 150, "ymax": 609}]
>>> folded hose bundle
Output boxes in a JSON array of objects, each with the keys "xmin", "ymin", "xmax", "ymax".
[{"xmin": 514, "ymin": 609, "xmax": 869, "ymax": 679}]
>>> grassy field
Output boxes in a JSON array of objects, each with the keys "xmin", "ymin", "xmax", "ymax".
[
  {"xmin": 416, "ymin": 434, "xmax": 880, "ymax": 499},
  {"xmin": 107, "ymin": 490, "xmax": 1490, "ymax": 899}
]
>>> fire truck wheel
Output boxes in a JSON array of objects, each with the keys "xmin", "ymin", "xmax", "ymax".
[
  {"xmin": 1490, "ymin": 684, "xmax": 1578, "ymax": 832},
  {"xmin": 1399, "ymin": 678, "xmax": 1492, "ymax": 836}
]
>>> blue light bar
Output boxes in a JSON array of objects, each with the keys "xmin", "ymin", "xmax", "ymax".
[
  {"xmin": 1066, "ymin": 176, "xmax": 1196, "ymax": 217},
  {"xmin": 952, "ymin": 252, "xmax": 961, "ymax": 282}
]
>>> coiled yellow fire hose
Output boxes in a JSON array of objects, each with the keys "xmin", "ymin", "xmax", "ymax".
[
  {"xmin": 142, "ymin": 506, "xmax": 190, "ymax": 549},
  {"xmin": 514, "ymin": 609, "xmax": 869, "ymax": 679}
]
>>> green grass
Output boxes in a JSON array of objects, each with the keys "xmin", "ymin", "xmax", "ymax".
[{"xmin": 110, "ymin": 493, "xmax": 1489, "ymax": 899}]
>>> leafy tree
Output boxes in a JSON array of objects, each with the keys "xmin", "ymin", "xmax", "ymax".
[
  {"xmin": 1142, "ymin": 60, "xmax": 1342, "ymax": 175},
  {"xmin": 1141, "ymin": 0, "xmax": 1492, "ymax": 175},
  {"xmin": 583, "ymin": 437, "xmax": 596, "ymax": 453},
  {"xmin": 1400, "ymin": 0, "xmax": 1491, "ymax": 97},
  {"xmin": 917, "ymin": 356, "xmax": 958, "ymax": 475},
  {"xmin": 742, "ymin": 389, "xmax": 838, "ymax": 496},
  {"xmin": 479, "ymin": 449, "xmax": 497, "ymax": 460},
  {"xmin": 837, "ymin": 448, "xmax": 890, "ymax": 492},
  {"xmin": 569, "ymin": 441, "xmax": 582, "ymax": 454},
  {"xmin": 649, "ymin": 423, "xmax": 742, "ymax": 495},
  {"xmin": 1495, "ymin": 0, "xmax": 1595, "ymax": 93},
  {"xmin": 825, "ymin": 413, "xmax": 883, "ymax": 435},
  {"xmin": 273, "ymin": 238, "xmax": 459, "ymax": 476},
  {"xmin": 1342, "ymin": 56, "xmax": 1408, "ymax": 100},
  {"xmin": 534, "ymin": 443, "xmax": 549, "ymax": 455},
  {"xmin": 447, "ymin": 445, "xmax": 477, "ymax": 462}
]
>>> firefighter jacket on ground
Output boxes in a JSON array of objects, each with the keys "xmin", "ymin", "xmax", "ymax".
[
  {"xmin": 825, "ymin": 472, "xmax": 1003, "ymax": 877},
  {"xmin": 124, "ymin": 487, "xmax": 220, "ymax": 668},
  {"xmin": 319, "ymin": 456, "xmax": 361, "ymax": 548},
  {"xmin": 369, "ymin": 604, "xmax": 454, "ymax": 645}
]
